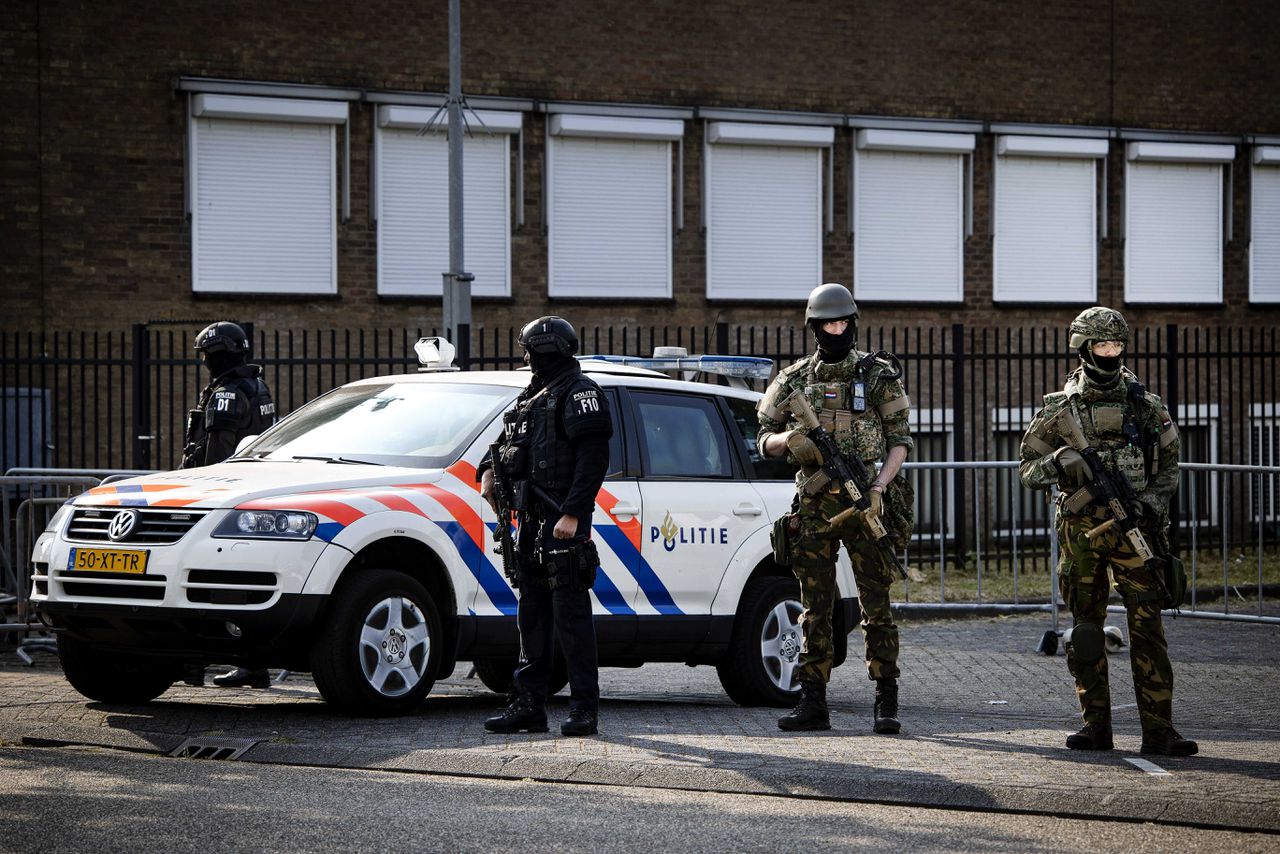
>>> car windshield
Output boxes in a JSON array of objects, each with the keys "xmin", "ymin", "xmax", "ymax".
[{"xmin": 238, "ymin": 382, "xmax": 517, "ymax": 468}]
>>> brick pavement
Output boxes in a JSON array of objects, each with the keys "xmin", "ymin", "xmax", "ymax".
[{"xmin": 2, "ymin": 613, "xmax": 1277, "ymax": 832}]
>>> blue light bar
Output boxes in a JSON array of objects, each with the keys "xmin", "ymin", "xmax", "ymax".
[{"xmin": 580, "ymin": 354, "xmax": 775, "ymax": 380}]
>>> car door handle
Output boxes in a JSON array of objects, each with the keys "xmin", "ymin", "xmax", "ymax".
[
  {"xmin": 611, "ymin": 503, "xmax": 640, "ymax": 517},
  {"xmin": 733, "ymin": 503, "xmax": 763, "ymax": 517}
]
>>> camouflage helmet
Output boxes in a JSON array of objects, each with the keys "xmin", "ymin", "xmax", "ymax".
[
  {"xmin": 805, "ymin": 283, "xmax": 858, "ymax": 324},
  {"xmin": 1069, "ymin": 307, "xmax": 1129, "ymax": 350}
]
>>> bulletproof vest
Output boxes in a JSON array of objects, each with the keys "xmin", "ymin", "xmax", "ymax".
[
  {"xmin": 1066, "ymin": 373, "xmax": 1149, "ymax": 493},
  {"xmin": 802, "ymin": 351, "xmax": 886, "ymax": 463},
  {"xmin": 183, "ymin": 365, "xmax": 275, "ymax": 468},
  {"xmin": 500, "ymin": 369, "xmax": 580, "ymax": 502}
]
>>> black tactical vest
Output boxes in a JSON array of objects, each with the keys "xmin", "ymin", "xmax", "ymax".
[{"xmin": 502, "ymin": 369, "xmax": 581, "ymax": 501}]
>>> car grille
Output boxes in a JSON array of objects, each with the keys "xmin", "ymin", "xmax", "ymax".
[{"xmin": 67, "ymin": 508, "xmax": 208, "ymax": 545}]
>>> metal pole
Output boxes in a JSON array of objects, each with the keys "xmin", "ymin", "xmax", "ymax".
[{"xmin": 443, "ymin": 0, "xmax": 473, "ymax": 367}]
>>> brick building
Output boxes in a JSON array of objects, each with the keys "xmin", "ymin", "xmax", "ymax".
[{"xmin": 3, "ymin": 0, "xmax": 1280, "ymax": 341}]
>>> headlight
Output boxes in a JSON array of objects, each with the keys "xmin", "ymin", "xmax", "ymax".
[
  {"xmin": 44, "ymin": 503, "xmax": 73, "ymax": 534},
  {"xmin": 213, "ymin": 510, "xmax": 318, "ymax": 540}
]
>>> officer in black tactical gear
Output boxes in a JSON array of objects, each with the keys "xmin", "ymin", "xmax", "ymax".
[
  {"xmin": 479, "ymin": 316, "xmax": 613, "ymax": 737},
  {"xmin": 182, "ymin": 321, "xmax": 277, "ymax": 689}
]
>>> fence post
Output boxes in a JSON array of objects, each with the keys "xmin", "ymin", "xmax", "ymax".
[
  {"xmin": 131, "ymin": 323, "xmax": 151, "ymax": 470},
  {"xmin": 456, "ymin": 322, "xmax": 472, "ymax": 371},
  {"xmin": 951, "ymin": 323, "xmax": 967, "ymax": 562},
  {"xmin": 1165, "ymin": 323, "xmax": 1180, "ymax": 550},
  {"xmin": 715, "ymin": 321, "xmax": 729, "ymax": 356}
]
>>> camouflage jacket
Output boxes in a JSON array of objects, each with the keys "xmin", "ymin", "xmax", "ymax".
[
  {"xmin": 756, "ymin": 350, "xmax": 913, "ymax": 484},
  {"xmin": 1018, "ymin": 367, "xmax": 1180, "ymax": 518}
]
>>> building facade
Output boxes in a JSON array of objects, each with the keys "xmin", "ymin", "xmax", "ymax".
[{"xmin": 3, "ymin": 0, "xmax": 1280, "ymax": 338}]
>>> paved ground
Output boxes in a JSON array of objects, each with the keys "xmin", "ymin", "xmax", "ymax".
[{"xmin": 2, "ymin": 613, "xmax": 1277, "ymax": 834}]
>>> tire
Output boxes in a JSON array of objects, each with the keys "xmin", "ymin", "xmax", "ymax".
[
  {"xmin": 57, "ymin": 635, "xmax": 178, "ymax": 704},
  {"xmin": 717, "ymin": 575, "xmax": 805, "ymax": 708},
  {"xmin": 471, "ymin": 655, "xmax": 569, "ymax": 697},
  {"xmin": 311, "ymin": 569, "xmax": 443, "ymax": 716}
]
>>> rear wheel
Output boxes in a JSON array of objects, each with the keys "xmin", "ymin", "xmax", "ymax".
[
  {"xmin": 311, "ymin": 569, "xmax": 442, "ymax": 716},
  {"xmin": 717, "ymin": 575, "xmax": 805, "ymax": 707},
  {"xmin": 57, "ymin": 635, "xmax": 179, "ymax": 704},
  {"xmin": 471, "ymin": 655, "xmax": 569, "ymax": 698}
]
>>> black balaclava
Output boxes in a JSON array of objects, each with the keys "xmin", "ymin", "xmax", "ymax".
[
  {"xmin": 204, "ymin": 350, "xmax": 246, "ymax": 379},
  {"xmin": 526, "ymin": 349, "xmax": 576, "ymax": 380},
  {"xmin": 811, "ymin": 317, "xmax": 856, "ymax": 363},
  {"xmin": 1079, "ymin": 344, "xmax": 1122, "ymax": 387}
]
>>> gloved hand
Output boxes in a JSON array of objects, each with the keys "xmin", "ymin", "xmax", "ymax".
[
  {"xmin": 863, "ymin": 487, "xmax": 884, "ymax": 522},
  {"xmin": 1049, "ymin": 447, "xmax": 1093, "ymax": 488},
  {"xmin": 784, "ymin": 430, "xmax": 823, "ymax": 466}
]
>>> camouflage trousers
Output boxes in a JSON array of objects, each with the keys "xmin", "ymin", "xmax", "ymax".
[
  {"xmin": 1058, "ymin": 514, "xmax": 1175, "ymax": 733},
  {"xmin": 792, "ymin": 489, "xmax": 900, "ymax": 684}
]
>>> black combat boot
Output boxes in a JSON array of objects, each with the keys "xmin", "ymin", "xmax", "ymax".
[
  {"xmin": 777, "ymin": 680, "xmax": 831, "ymax": 731},
  {"xmin": 561, "ymin": 708, "xmax": 598, "ymax": 737},
  {"xmin": 873, "ymin": 678, "xmax": 901, "ymax": 734},
  {"xmin": 1141, "ymin": 726, "xmax": 1198, "ymax": 756},
  {"xmin": 484, "ymin": 694, "xmax": 549, "ymax": 734},
  {"xmin": 1065, "ymin": 721, "xmax": 1114, "ymax": 751}
]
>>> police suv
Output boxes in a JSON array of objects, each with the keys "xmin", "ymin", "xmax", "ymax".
[{"xmin": 31, "ymin": 342, "xmax": 859, "ymax": 716}]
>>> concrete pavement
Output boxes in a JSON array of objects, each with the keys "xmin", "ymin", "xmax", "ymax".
[{"xmin": 2, "ymin": 613, "xmax": 1277, "ymax": 833}]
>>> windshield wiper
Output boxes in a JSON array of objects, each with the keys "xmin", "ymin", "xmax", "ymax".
[{"xmin": 290, "ymin": 454, "xmax": 383, "ymax": 466}]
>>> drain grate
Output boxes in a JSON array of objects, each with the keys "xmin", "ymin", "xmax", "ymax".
[{"xmin": 169, "ymin": 736, "xmax": 260, "ymax": 761}]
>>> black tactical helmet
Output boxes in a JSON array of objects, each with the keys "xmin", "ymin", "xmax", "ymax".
[
  {"xmin": 194, "ymin": 321, "xmax": 250, "ymax": 355},
  {"xmin": 804, "ymin": 283, "xmax": 859, "ymax": 324},
  {"xmin": 518, "ymin": 316, "xmax": 578, "ymax": 356}
]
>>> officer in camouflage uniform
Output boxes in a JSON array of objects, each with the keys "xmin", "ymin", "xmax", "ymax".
[
  {"xmin": 757, "ymin": 283, "xmax": 914, "ymax": 734},
  {"xmin": 1019, "ymin": 307, "xmax": 1196, "ymax": 756}
]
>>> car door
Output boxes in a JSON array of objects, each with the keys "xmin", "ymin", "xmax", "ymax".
[
  {"xmin": 630, "ymin": 389, "xmax": 763, "ymax": 624},
  {"xmin": 588, "ymin": 387, "xmax": 642, "ymax": 648}
]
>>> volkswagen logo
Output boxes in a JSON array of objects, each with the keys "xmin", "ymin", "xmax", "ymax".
[{"xmin": 107, "ymin": 509, "xmax": 138, "ymax": 542}]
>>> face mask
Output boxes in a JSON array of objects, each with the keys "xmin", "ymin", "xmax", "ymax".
[
  {"xmin": 813, "ymin": 322, "xmax": 855, "ymax": 362},
  {"xmin": 527, "ymin": 350, "xmax": 573, "ymax": 377}
]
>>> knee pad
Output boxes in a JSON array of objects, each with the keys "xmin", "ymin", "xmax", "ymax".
[{"xmin": 1066, "ymin": 621, "xmax": 1105, "ymax": 663}]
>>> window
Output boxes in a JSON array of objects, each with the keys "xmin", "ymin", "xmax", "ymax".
[
  {"xmin": 632, "ymin": 392, "xmax": 732, "ymax": 479},
  {"xmin": 704, "ymin": 123, "xmax": 831, "ymax": 300},
  {"xmin": 547, "ymin": 114, "xmax": 684, "ymax": 299},
  {"xmin": 1249, "ymin": 404, "xmax": 1280, "ymax": 523},
  {"xmin": 1124, "ymin": 141, "xmax": 1235, "ymax": 303},
  {"xmin": 990, "ymin": 407, "xmax": 1044, "ymax": 538},
  {"xmin": 723, "ymin": 396, "xmax": 793, "ymax": 480},
  {"xmin": 906, "ymin": 408, "xmax": 955, "ymax": 540},
  {"xmin": 375, "ymin": 107, "xmax": 519, "ymax": 298},
  {"xmin": 1251, "ymin": 147, "xmax": 1280, "ymax": 303},
  {"xmin": 1174, "ymin": 404, "xmax": 1220, "ymax": 529},
  {"xmin": 854, "ymin": 129, "xmax": 975, "ymax": 303},
  {"xmin": 993, "ymin": 136, "xmax": 1108, "ymax": 302},
  {"xmin": 190, "ymin": 94, "xmax": 346, "ymax": 295}
]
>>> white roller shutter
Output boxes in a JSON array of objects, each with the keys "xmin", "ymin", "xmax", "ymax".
[
  {"xmin": 994, "ymin": 155, "xmax": 1096, "ymax": 302},
  {"xmin": 192, "ymin": 118, "xmax": 336, "ymax": 294},
  {"xmin": 548, "ymin": 135, "xmax": 671, "ymax": 299},
  {"xmin": 1125, "ymin": 160, "xmax": 1222, "ymax": 302},
  {"xmin": 706, "ymin": 143, "xmax": 822, "ymax": 300},
  {"xmin": 376, "ymin": 129, "xmax": 510, "ymax": 297},
  {"xmin": 1251, "ymin": 164, "xmax": 1280, "ymax": 303},
  {"xmin": 854, "ymin": 148, "xmax": 964, "ymax": 302}
]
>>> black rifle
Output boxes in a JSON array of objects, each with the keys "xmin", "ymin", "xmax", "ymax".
[
  {"xmin": 487, "ymin": 440, "xmax": 519, "ymax": 585},
  {"xmin": 1050, "ymin": 405, "xmax": 1176, "ymax": 608},
  {"xmin": 779, "ymin": 389, "xmax": 906, "ymax": 580},
  {"xmin": 180, "ymin": 383, "xmax": 216, "ymax": 469}
]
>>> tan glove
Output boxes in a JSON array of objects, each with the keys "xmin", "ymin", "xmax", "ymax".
[
  {"xmin": 1049, "ymin": 447, "xmax": 1093, "ymax": 488},
  {"xmin": 784, "ymin": 430, "xmax": 823, "ymax": 466},
  {"xmin": 863, "ymin": 487, "xmax": 884, "ymax": 522}
]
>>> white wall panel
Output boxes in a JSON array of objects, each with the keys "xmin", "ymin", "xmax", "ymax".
[
  {"xmin": 548, "ymin": 136, "xmax": 671, "ymax": 299},
  {"xmin": 854, "ymin": 149, "xmax": 964, "ymax": 302},
  {"xmin": 994, "ymin": 156, "xmax": 1096, "ymax": 302},
  {"xmin": 706, "ymin": 144, "xmax": 821, "ymax": 300},
  {"xmin": 1252, "ymin": 165, "xmax": 1280, "ymax": 303},
  {"xmin": 1125, "ymin": 161, "xmax": 1222, "ymax": 303},
  {"xmin": 377, "ymin": 128, "xmax": 510, "ymax": 297},
  {"xmin": 192, "ymin": 118, "xmax": 336, "ymax": 294}
]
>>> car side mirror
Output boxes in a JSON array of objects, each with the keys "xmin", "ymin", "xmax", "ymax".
[{"xmin": 234, "ymin": 435, "xmax": 259, "ymax": 455}]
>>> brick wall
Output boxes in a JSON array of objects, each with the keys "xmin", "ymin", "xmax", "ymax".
[{"xmin": 2, "ymin": 0, "xmax": 1278, "ymax": 340}]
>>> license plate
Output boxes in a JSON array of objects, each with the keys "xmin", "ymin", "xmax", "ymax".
[{"xmin": 67, "ymin": 547, "xmax": 149, "ymax": 575}]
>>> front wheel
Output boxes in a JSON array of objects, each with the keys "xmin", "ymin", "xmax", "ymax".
[
  {"xmin": 717, "ymin": 575, "xmax": 805, "ymax": 707},
  {"xmin": 311, "ymin": 569, "xmax": 442, "ymax": 716},
  {"xmin": 58, "ymin": 635, "xmax": 179, "ymax": 704}
]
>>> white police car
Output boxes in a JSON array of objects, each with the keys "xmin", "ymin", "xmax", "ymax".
[{"xmin": 30, "ymin": 342, "xmax": 859, "ymax": 716}]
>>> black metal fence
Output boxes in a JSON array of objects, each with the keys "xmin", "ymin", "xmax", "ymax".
[{"xmin": 3, "ymin": 322, "xmax": 1277, "ymax": 570}]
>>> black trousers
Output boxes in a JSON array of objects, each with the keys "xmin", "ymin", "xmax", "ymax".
[{"xmin": 512, "ymin": 511, "xmax": 599, "ymax": 712}]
